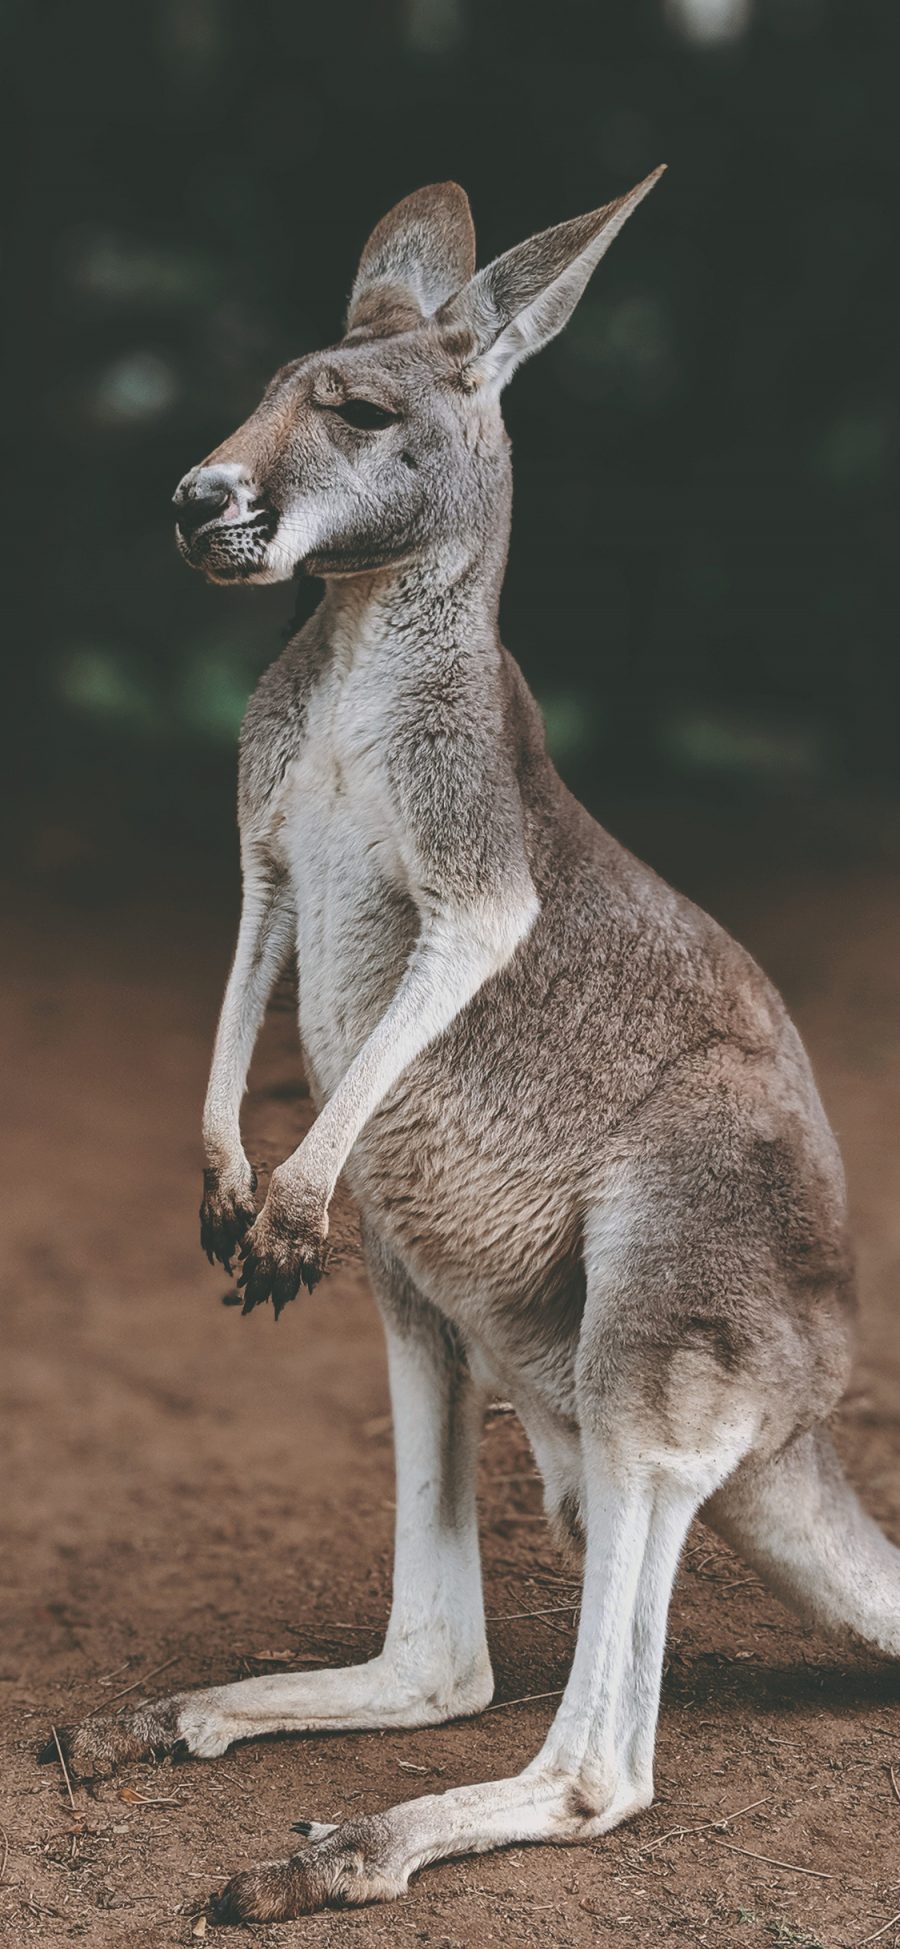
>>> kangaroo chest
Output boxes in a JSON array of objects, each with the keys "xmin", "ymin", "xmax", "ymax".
[{"xmin": 274, "ymin": 655, "xmax": 418, "ymax": 1097}]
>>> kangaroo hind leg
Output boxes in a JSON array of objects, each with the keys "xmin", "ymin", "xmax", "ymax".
[
  {"xmin": 53, "ymin": 1239, "xmax": 492, "ymax": 1779},
  {"xmin": 213, "ymin": 1201, "xmax": 766, "ymax": 1921}
]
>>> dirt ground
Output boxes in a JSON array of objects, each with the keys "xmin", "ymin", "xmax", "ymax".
[{"xmin": 3, "ymin": 803, "xmax": 900, "ymax": 1949}]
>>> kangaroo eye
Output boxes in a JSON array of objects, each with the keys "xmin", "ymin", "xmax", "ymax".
[{"xmin": 332, "ymin": 398, "xmax": 399, "ymax": 431}]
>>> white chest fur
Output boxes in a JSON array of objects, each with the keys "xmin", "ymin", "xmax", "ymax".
[{"xmin": 273, "ymin": 645, "xmax": 418, "ymax": 1095}]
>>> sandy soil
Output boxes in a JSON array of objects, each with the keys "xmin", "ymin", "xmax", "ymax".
[{"xmin": 3, "ymin": 809, "xmax": 900, "ymax": 1949}]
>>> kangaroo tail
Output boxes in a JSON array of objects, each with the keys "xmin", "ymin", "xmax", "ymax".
[{"xmin": 705, "ymin": 1427, "xmax": 900, "ymax": 1659}]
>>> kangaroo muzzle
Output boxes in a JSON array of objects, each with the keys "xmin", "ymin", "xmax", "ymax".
[{"xmin": 172, "ymin": 462, "xmax": 277, "ymax": 581}]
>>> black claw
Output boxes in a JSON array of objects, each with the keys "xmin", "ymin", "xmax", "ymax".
[
  {"xmin": 240, "ymin": 1271, "xmax": 267, "ymax": 1314},
  {"xmin": 231, "ymin": 1229, "xmax": 327, "ymax": 1318},
  {"xmin": 272, "ymin": 1270, "xmax": 300, "ymax": 1319},
  {"xmin": 200, "ymin": 1175, "xmax": 256, "ymax": 1279}
]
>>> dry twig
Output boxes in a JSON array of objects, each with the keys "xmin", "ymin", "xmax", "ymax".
[
  {"xmin": 95, "ymin": 1659, "xmax": 130, "ymax": 1686},
  {"xmin": 483, "ymin": 1688, "xmax": 564, "ymax": 1714},
  {"xmin": 707, "ymin": 1836, "xmax": 834, "ymax": 1880},
  {"xmin": 88, "ymin": 1652, "xmax": 180, "ymax": 1714},
  {"xmin": 857, "ymin": 1913, "xmax": 900, "ymax": 1947},
  {"xmin": 486, "ymin": 1605, "xmax": 579, "ymax": 1623},
  {"xmin": 49, "ymin": 1728, "xmax": 76, "ymax": 1814},
  {"xmin": 119, "ymin": 1786, "xmax": 181, "ymax": 1807},
  {"xmin": 641, "ymin": 1794, "xmax": 770, "ymax": 1854}
]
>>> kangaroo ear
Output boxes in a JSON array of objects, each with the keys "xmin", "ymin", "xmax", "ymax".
[
  {"xmin": 439, "ymin": 167, "xmax": 665, "ymax": 391},
  {"xmin": 346, "ymin": 182, "xmax": 476, "ymax": 338}
]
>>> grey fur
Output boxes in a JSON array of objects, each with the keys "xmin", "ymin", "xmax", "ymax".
[{"xmin": 62, "ymin": 178, "xmax": 900, "ymax": 1921}]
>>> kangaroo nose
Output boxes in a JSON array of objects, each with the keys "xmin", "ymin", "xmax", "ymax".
[
  {"xmin": 172, "ymin": 464, "xmax": 254, "ymax": 535},
  {"xmin": 172, "ymin": 485, "xmax": 230, "ymax": 535}
]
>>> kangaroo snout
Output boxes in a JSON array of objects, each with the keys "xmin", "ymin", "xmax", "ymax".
[{"xmin": 173, "ymin": 462, "xmax": 277, "ymax": 582}]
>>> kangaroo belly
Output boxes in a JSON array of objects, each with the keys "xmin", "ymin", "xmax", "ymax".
[{"xmin": 345, "ymin": 963, "xmax": 587, "ymax": 1335}]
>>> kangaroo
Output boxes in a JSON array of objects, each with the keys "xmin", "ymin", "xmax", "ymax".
[{"xmin": 55, "ymin": 175, "xmax": 900, "ymax": 1922}]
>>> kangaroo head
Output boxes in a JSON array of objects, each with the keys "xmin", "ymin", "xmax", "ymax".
[{"xmin": 173, "ymin": 169, "xmax": 664, "ymax": 587}]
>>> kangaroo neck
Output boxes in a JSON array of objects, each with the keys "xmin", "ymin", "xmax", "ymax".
[{"xmin": 319, "ymin": 548, "xmax": 501, "ymax": 677}]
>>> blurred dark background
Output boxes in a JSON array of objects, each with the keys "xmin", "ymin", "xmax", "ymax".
[{"xmin": 2, "ymin": 0, "xmax": 898, "ymax": 883}]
